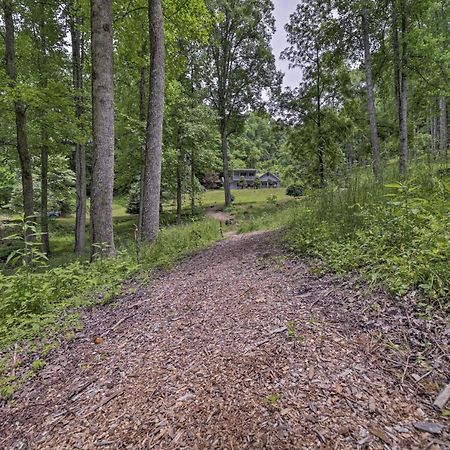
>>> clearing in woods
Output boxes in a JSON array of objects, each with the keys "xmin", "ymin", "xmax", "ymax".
[{"xmin": 0, "ymin": 232, "xmax": 448, "ymax": 449}]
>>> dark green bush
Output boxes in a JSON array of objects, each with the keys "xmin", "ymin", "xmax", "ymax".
[{"xmin": 286, "ymin": 184, "xmax": 304, "ymax": 197}]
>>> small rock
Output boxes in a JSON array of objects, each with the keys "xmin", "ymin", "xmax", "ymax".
[
  {"xmin": 368, "ymin": 397, "xmax": 376, "ymax": 412},
  {"xmin": 413, "ymin": 421, "xmax": 447, "ymax": 435},
  {"xmin": 394, "ymin": 425, "xmax": 410, "ymax": 434}
]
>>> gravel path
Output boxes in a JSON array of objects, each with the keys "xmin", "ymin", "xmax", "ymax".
[{"xmin": 1, "ymin": 231, "xmax": 448, "ymax": 449}]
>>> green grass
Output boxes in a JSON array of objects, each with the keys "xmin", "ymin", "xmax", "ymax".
[{"xmin": 199, "ymin": 188, "xmax": 288, "ymax": 207}]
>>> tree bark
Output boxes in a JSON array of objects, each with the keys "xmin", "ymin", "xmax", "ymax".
[
  {"xmin": 439, "ymin": 96, "xmax": 448, "ymax": 158},
  {"xmin": 176, "ymin": 147, "xmax": 183, "ymax": 225},
  {"xmin": 3, "ymin": 1, "xmax": 34, "ymax": 233},
  {"xmin": 138, "ymin": 41, "xmax": 147, "ymax": 232},
  {"xmin": 40, "ymin": 143, "xmax": 50, "ymax": 254},
  {"xmin": 141, "ymin": 0, "xmax": 165, "ymax": 242},
  {"xmin": 391, "ymin": 2, "xmax": 401, "ymax": 126},
  {"xmin": 90, "ymin": 0, "xmax": 116, "ymax": 258},
  {"xmin": 221, "ymin": 118, "xmax": 233, "ymax": 206},
  {"xmin": 70, "ymin": 12, "xmax": 87, "ymax": 256},
  {"xmin": 392, "ymin": 0, "xmax": 408, "ymax": 175},
  {"xmin": 190, "ymin": 147, "xmax": 195, "ymax": 216},
  {"xmin": 316, "ymin": 46, "xmax": 325, "ymax": 188},
  {"xmin": 38, "ymin": 13, "xmax": 50, "ymax": 255},
  {"xmin": 398, "ymin": 0, "xmax": 408, "ymax": 175},
  {"xmin": 362, "ymin": 8, "xmax": 382, "ymax": 180},
  {"xmin": 431, "ymin": 105, "xmax": 438, "ymax": 158}
]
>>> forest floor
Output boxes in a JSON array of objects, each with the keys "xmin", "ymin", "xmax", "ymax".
[{"xmin": 0, "ymin": 231, "xmax": 449, "ymax": 450}]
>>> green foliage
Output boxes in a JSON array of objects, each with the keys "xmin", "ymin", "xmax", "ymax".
[
  {"xmin": 126, "ymin": 181, "xmax": 141, "ymax": 215},
  {"xmin": 0, "ymin": 162, "xmax": 15, "ymax": 208},
  {"xmin": 266, "ymin": 194, "xmax": 278, "ymax": 205},
  {"xmin": 0, "ymin": 218, "xmax": 221, "ymax": 350},
  {"xmin": 8, "ymin": 155, "xmax": 76, "ymax": 215},
  {"xmin": 5, "ymin": 218, "xmax": 48, "ymax": 270},
  {"xmin": 285, "ymin": 164, "xmax": 450, "ymax": 302},
  {"xmin": 286, "ymin": 185, "xmax": 304, "ymax": 198}
]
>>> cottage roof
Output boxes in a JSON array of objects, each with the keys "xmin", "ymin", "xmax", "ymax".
[{"xmin": 259, "ymin": 171, "xmax": 280, "ymax": 181}]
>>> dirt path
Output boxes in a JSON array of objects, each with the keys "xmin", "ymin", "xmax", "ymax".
[
  {"xmin": 1, "ymin": 232, "xmax": 448, "ymax": 449},
  {"xmin": 205, "ymin": 206, "xmax": 233, "ymax": 223}
]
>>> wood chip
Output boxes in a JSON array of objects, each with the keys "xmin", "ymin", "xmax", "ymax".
[
  {"xmin": 369, "ymin": 427, "xmax": 391, "ymax": 444},
  {"xmin": 433, "ymin": 384, "xmax": 450, "ymax": 409}
]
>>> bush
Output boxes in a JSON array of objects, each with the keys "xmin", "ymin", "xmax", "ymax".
[
  {"xmin": 286, "ymin": 184, "xmax": 304, "ymax": 197},
  {"xmin": 8, "ymin": 156, "xmax": 75, "ymax": 215},
  {"xmin": 284, "ymin": 166, "xmax": 450, "ymax": 302},
  {"xmin": 0, "ymin": 218, "xmax": 221, "ymax": 349},
  {"xmin": 126, "ymin": 182, "xmax": 140, "ymax": 214}
]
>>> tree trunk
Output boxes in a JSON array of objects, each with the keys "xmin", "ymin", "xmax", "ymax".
[
  {"xmin": 138, "ymin": 42, "xmax": 147, "ymax": 232},
  {"xmin": 398, "ymin": 2, "xmax": 408, "ymax": 175},
  {"xmin": 3, "ymin": 1, "xmax": 34, "ymax": 234},
  {"xmin": 392, "ymin": 3, "xmax": 401, "ymax": 126},
  {"xmin": 316, "ymin": 47, "xmax": 325, "ymax": 188},
  {"xmin": 40, "ymin": 144, "xmax": 50, "ymax": 254},
  {"xmin": 439, "ymin": 96, "xmax": 448, "ymax": 158},
  {"xmin": 431, "ymin": 105, "xmax": 438, "ymax": 159},
  {"xmin": 176, "ymin": 147, "xmax": 182, "ymax": 225},
  {"xmin": 90, "ymin": 0, "xmax": 116, "ymax": 258},
  {"xmin": 70, "ymin": 13, "xmax": 87, "ymax": 256},
  {"xmin": 362, "ymin": 8, "xmax": 382, "ymax": 180},
  {"xmin": 392, "ymin": 0, "xmax": 408, "ymax": 175},
  {"xmin": 190, "ymin": 147, "xmax": 195, "ymax": 216},
  {"xmin": 141, "ymin": 0, "xmax": 165, "ymax": 242},
  {"xmin": 220, "ymin": 118, "xmax": 233, "ymax": 206},
  {"xmin": 38, "ymin": 14, "xmax": 50, "ymax": 255}
]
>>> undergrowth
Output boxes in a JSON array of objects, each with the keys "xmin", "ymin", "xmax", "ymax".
[
  {"xmin": 0, "ymin": 218, "xmax": 221, "ymax": 397},
  {"xmin": 285, "ymin": 162, "xmax": 450, "ymax": 303}
]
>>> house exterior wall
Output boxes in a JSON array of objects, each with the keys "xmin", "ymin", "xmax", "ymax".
[
  {"xmin": 259, "ymin": 173, "xmax": 280, "ymax": 187},
  {"xmin": 229, "ymin": 169, "xmax": 281, "ymax": 189}
]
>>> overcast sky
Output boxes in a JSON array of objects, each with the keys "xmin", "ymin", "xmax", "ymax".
[{"xmin": 272, "ymin": 0, "xmax": 302, "ymax": 87}]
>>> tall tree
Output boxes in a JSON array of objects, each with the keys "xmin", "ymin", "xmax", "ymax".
[
  {"xmin": 90, "ymin": 0, "xmax": 116, "ymax": 257},
  {"xmin": 284, "ymin": 0, "xmax": 338, "ymax": 187},
  {"xmin": 141, "ymin": 0, "xmax": 165, "ymax": 241},
  {"xmin": 361, "ymin": 6, "xmax": 381, "ymax": 179},
  {"xmin": 2, "ymin": 1, "xmax": 34, "ymax": 235},
  {"xmin": 392, "ymin": 0, "xmax": 409, "ymax": 175},
  {"xmin": 37, "ymin": 6, "xmax": 50, "ymax": 254},
  {"xmin": 69, "ymin": 5, "xmax": 87, "ymax": 256},
  {"xmin": 204, "ymin": 0, "xmax": 279, "ymax": 206}
]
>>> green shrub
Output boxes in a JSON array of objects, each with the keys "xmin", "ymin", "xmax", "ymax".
[
  {"xmin": 286, "ymin": 184, "xmax": 304, "ymax": 197},
  {"xmin": 0, "ymin": 218, "xmax": 221, "ymax": 349},
  {"xmin": 285, "ymin": 164, "xmax": 450, "ymax": 302},
  {"xmin": 126, "ymin": 182, "xmax": 141, "ymax": 214}
]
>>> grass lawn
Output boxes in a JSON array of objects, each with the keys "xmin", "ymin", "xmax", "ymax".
[
  {"xmin": 199, "ymin": 187, "xmax": 288, "ymax": 207},
  {"xmin": 1, "ymin": 189, "xmax": 289, "ymax": 266}
]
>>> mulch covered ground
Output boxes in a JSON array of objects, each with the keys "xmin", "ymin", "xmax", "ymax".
[{"xmin": 1, "ymin": 231, "xmax": 448, "ymax": 449}]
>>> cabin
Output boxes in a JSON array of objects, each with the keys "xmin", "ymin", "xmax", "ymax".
[
  {"xmin": 229, "ymin": 169, "xmax": 257, "ymax": 189},
  {"xmin": 229, "ymin": 169, "xmax": 281, "ymax": 189},
  {"xmin": 259, "ymin": 172, "xmax": 281, "ymax": 188}
]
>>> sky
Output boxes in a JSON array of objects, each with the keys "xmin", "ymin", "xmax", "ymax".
[{"xmin": 272, "ymin": 0, "xmax": 302, "ymax": 87}]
